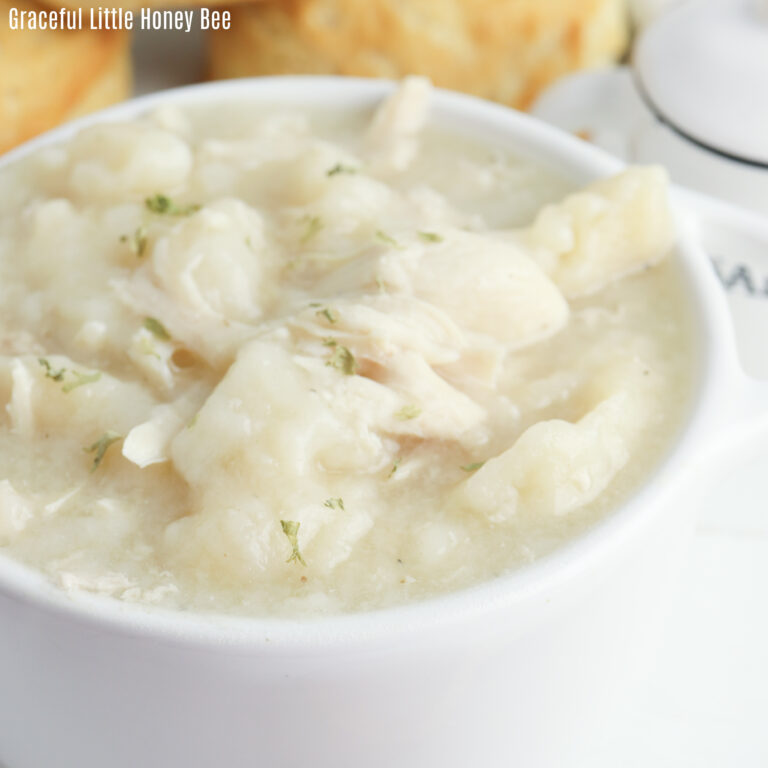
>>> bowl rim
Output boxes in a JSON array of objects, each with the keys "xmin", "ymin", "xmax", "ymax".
[{"xmin": 0, "ymin": 75, "xmax": 738, "ymax": 650}]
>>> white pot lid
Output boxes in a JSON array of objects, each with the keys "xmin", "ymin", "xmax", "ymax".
[{"xmin": 634, "ymin": 0, "xmax": 768, "ymax": 166}]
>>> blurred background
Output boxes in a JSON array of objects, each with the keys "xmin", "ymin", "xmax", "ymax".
[{"xmin": 2, "ymin": 0, "xmax": 673, "ymax": 153}]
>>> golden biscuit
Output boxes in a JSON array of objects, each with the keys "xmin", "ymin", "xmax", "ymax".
[
  {"xmin": 208, "ymin": 0, "xmax": 628, "ymax": 109},
  {"xmin": 0, "ymin": 0, "xmax": 131, "ymax": 154},
  {"xmin": 65, "ymin": 35, "xmax": 133, "ymax": 121},
  {"xmin": 37, "ymin": 0, "xmax": 252, "ymax": 9}
]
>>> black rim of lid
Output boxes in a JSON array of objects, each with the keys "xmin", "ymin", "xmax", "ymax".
[{"xmin": 632, "ymin": 68, "xmax": 768, "ymax": 170}]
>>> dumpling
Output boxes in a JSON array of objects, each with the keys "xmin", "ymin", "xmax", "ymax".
[
  {"xmin": 0, "ymin": 354, "xmax": 156, "ymax": 440},
  {"xmin": 67, "ymin": 123, "xmax": 193, "ymax": 202},
  {"xmin": 150, "ymin": 198, "xmax": 272, "ymax": 323},
  {"xmin": 167, "ymin": 339, "xmax": 383, "ymax": 575},
  {"xmin": 401, "ymin": 229, "xmax": 569, "ymax": 346},
  {"xmin": 525, "ymin": 167, "xmax": 674, "ymax": 297},
  {"xmin": 454, "ymin": 358, "xmax": 651, "ymax": 522}
]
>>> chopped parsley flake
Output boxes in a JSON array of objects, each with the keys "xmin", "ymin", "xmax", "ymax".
[
  {"xmin": 375, "ymin": 230, "xmax": 404, "ymax": 249},
  {"xmin": 418, "ymin": 231, "xmax": 443, "ymax": 243},
  {"xmin": 84, "ymin": 431, "xmax": 122, "ymax": 473},
  {"xmin": 280, "ymin": 520, "xmax": 307, "ymax": 566},
  {"xmin": 326, "ymin": 344, "xmax": 357, "ymax": 375},
  {"xmin": 187, "ymin": 413, "xmax": 199, "ymax": 429},
  {"xmin": 120, "ymin": 226, "xmax": 148, "ymax": 256},
  {"xmin": 145, "ymin": 194, "xmax": 200, "ymax": 217},
  {"xmin": 300, "ymin": 215, "xmax": 323, "ymax": 244},
  {"xmin": 316, "ymin": 307, "xmax": 338, "ymax": 324},
  {"xmin": 388, "ymin": 457, "xmax": 401, "ymax": 479},
  {"xmin": 395, "ymin": 404, "xmax": 421, "ymax": 420},
  {"xmin": 40, "ymin": 360, "xmax": 101, "ymax": 393},
  {"xmin": 326, "ymin": 163, "xmax": 357, "ymax": 176},
  {"xmin": 460, "ymin": 462, "xmax": 486, "ymax": 472},
  {"xmin": 323, "ymin": 497, "xmax": 345, "ymax": 511},
  {"xmin": 61, "ymin": 370, "xmax": 102, "ymax": 394},
  {"xmin": 143, "ymin": 317, "xmax": 171, "ymax": 341},
  {"xmin": 38, "ymin": 358, "xmax": 66, "ymax": 382},
  {"xmin": 322, "ymin": 337, "xmax": 337, "ymax": 347}
]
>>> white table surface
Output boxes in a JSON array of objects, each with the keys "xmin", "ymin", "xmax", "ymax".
[{"xmin": 130, "ymin": 29, "xmax": 768, "ymax": 767}]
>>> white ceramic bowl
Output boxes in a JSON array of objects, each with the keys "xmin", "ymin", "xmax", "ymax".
[{"xmin": 0, "ymin": 77, "xmax": 766, "ymax": 768}]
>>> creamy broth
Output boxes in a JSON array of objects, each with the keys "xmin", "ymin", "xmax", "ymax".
[{"xmin": 0, "ymin": 80, "xmax": 693, "ymax": 616}]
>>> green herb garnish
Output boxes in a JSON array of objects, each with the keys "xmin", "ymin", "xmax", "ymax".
[
  {"xmin": 280, "ymin": 520, "xmax": 307, "ymax": 566},
  {"xmin": 145, "ymin": 194, "xmax": 200, "ymax": 217},
  {"xmin": 395, "ymin": 404, "xmax": 421, "ymax": 420},
  {"xmin": 120, "ymin": 226, "xmax": 148, "ymax": 256},
  {"xmin": 388, "ymin": 457, "xmax": 401, "ymax": 479},
  {"xmin": 84, "ymin": 431, "xmax": 122, "ymax": 473},
  {"xmin": 300, "ymin": 215, "xmax": 323, "ymax": 244},
  {"xmin": 316, "ymin": 307, "xmax": 338, "ymax": 324},
  {"xmin": 143, "ymin": 317, "xmax": 170, "ymax": 341},
  {"xmin": 323, "ymin": 497, "xmax": 345, "ymax": 511},
  {"xmin": 418, "ymin": 231, "xmax": 443, "ymax": 243},
  {"xmin": 187, "ymin": 413, "xmax": 199, "ymax": 429},
  {"xmin": 322, "ymin": 337, "xmax": 337, "ymax": 347},
  {"xmin": 460, "ymin": 462, "xmax": 486, "ymax": 472},
  {"xmin": 326, "ymin": 345, "xmax": 357, "ymax": 375},
  {"xmin": 39, "ymin": 360, "xmax": 101, "ymax": 392},
  {"xmin": 375, "ymin": 230, "xmax": 404, "ymax": 249},
  {"xmin": 326, "ymin": 163, "xmax": 357, "ymax": 177},
  {"xmin": 61, "ymin": 371, "xmax": 101, "ymax": 394},
  {"xmin": 38, "ymin": 358, "xmax": 66, "ymax": 382}
]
